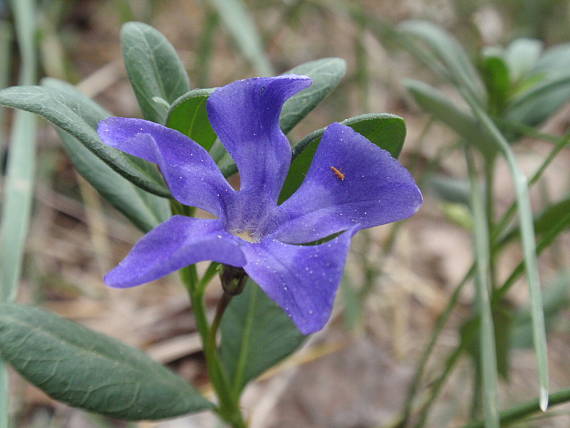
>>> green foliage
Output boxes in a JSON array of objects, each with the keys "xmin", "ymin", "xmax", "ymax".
[
  {"xmin": 280, "ymin": 113, "xmax": 406, "ymax": 202},
  {"xmin": 166, "ymin": 88, "xmax": 217, "ymax": 150},
  {"xmin": 121, "ymin": 22, "xmax": 191, "ymax": 124},
  {"xmin": 280, "ymin": 58, "xmax": 347, "ymax": 134},
  {"xmin": 207, "ymin": 0, "xmax": 273, "ymax": 75},
  {"xmin": 0, "ymin": 304, "xmax": 213, "ymax": 420},
  {"xmin": 0, "ymin": 85, "xmax": 169, "ymax": 196},
  {"xmin": 43, "ymin": 78, "xmax": 169, "ymax": 232},
  {"xmin": 404, "ymin": 79, "xmax": 495, "ymax": 157},
  {"xmin": 398, "ymin": 20, "xmax": 486, "ymax": 102},
  {"xmin": 220, "ymin": 281, "xmax": 306, "ymax": 396}
]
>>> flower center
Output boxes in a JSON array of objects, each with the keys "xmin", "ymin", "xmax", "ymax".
[{"xmin": 232, "ymin": 230, "xmax": 260, "ymax": 243}]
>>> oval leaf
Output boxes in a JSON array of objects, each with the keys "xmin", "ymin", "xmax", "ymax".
[
  {"xmin": 279, "ymin": 113, "xmax": 406, "ymax": 202},
  {"xmin": 43, "ymin": 79, "xmax": 169, "ymax": 231},
  {"xmin": 280, "ymin": 57, "xmax": 346, "ymax": 133},
  {"xmin": 505, "ymin": 38, "xmax": 543, "ymax": 83},
  {"xmin": 166, "ymin": 88, "xmax": 217, "ymax": 150},
  {"xmin": 121, "ymin": 22, "xmax": 191, "ymax": 124},
  {"xmin": 0, "ymin": 303, "xmax": 213, "ymax": 420},
  {"xmin": 220, "ymin": 281, "xmax": 305, "ymax": 394},
  {"xmin": 0, "ymin": 85, "xmax": 169, "ymax": 196}
]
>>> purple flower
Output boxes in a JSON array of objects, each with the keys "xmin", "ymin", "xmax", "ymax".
[{"xmin": 97, "ymin": 75, "xmax": 422, "ymax": 334}]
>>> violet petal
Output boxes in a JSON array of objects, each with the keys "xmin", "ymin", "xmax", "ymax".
[
  {"xmin": 241, "ymin": 230, "xmax": 354, "ymax": 335},
  {"xmin": 271, "ymin": 123, "xmax": 423, "ymax": 243},
  {"xmin": 207, "ymin": 76, "xmax": 311, "ymax": 211},
  {"xmin": 98, "ymin": 117, "xmax": 234, "ymax": 217},
  {"xmin": 105, "ymin": 216, "xmax": 246, "ymax": 288}
]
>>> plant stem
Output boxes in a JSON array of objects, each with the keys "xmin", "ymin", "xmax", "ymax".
[
  {"xmin": 180, "ymin": 266, "xmax": 247, "ymax": 427},
  {"xmin": 462, "ymin": 387, "xmax": 570, "ymax": 428}
]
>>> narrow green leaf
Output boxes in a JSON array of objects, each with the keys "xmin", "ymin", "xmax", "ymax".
[
  {"xmin": 498, "ymin": 195, "xmax": 570, "ymax": 247},
  {"xmin": 0, "ymin": 303, "xmax": 213, "ymax": 420},
  {"xmin": 466, "ymin": 148, "xmax": 500, "ymax": 428},
  {"xmin": 121, "ymin": 22, "xmax": 191, "ymax": 124},
  {"xmin": 207, "ymin": 0, "xmax": 273, "ymax": 75},
  {"xmin": 463, "ymin": 387, "xmax": 570, "ymax": 428},
  {"xmin": 166, "ymin": 88, "xmax": 217, "ymax": 150},
  {"xmin": 404, "ymin": 79, "xmax": 495, "ymax": 157},
  {"xmin": 512, "ymin": 270, "xmax": 570, "ymax": 349},
  {"xmin": 0, "ymin": 111, "xmax": 36, "ymax": 302},
  {"xmin": 0, "ymin": 85, "xmax": 169, "ymax": 197},
  {"xmin": 42, "ymin": 78, "xmax": 169, "ymax": 231},
  {"xmin": 0, "ymin": 361, "xmax": 6, "ymax": 428},
  {"xmin": 399, "ymin": 20, "xmax": 486, "ymax": 101},
  {"xmin": 425, "ymin": 174, "xmax": 470, "ymax": 205},
  {"xmin": 279, "ymin": 113, "xmax": 406, "ymax": 202},
  {"xmin": 506, "ymin": 74, "xmax": 570, "ymax": 128},
  {"xmin": 280, "ymin": 58, "xmax": 347, "ymax": 133},
  {"xmin": 220, "ymin": 281, "xmax": 305, "ymax": 395},
  {"xmin": 458, "ymin": 85, "xmax": 550, "ymax": 411},
  {"xmin": 505, "ymin": 38, "xmax": 542, "ymax": 83},
  {"xmin": 0, "ymin": 20, "xmax": 12, "ymax": 150},
  {"xmin": 0, "ymin": 2, "xmax": 36, "ymax": 424}
]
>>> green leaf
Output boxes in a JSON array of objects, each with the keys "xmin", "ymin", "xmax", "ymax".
[
  {"xmin": 0, "ymin": 111, "xmax": 37, "ymax": 302},
  {"xmin": 532, "ymin": 42, "xmax": 570, "ymax": 78},
  {"xmin": 280, "ymin": 58, "xmax": 346, "ymax": 133},
  {"xmin": 121, "ymin": 22, "xmax": 191, "ymax": 124},
  {"xmin": 220, "ymin": 281, "xmax": 305, "ymax": 395},
  {"xmin": 279, "ymin": 113, "xmax": 406, "ymax": 202},
  {"xmin": 59, "ymin": 130, "xmax": 169, "ymax": 232},
  {"xmin": 42, "ymin": 79, "xmax": 169, "ymax": 232},
  {"xmin": 425, "ymin": 174, "xmax": 470, "ymax": 205},
  {"xmin": 404, "ymin": 79, "xmax": 496, "ymax": 157},
  {"xmin": 466, "ymin": 149, "xmax": 500, "ymax": 427},
  {"xmin": 481, "ymin": 54, "xmax": 510, "ymax": 113},
  {"xmin": 207, "ymin": 0, "xmax": 273, "ymax": 75},
  {"xmin": 498, "ymin": 195, "xmax": 570, "ymax": 247},
  {"xmin": 0, "ymin": 85, "xmax": 169, "ymax": 197},
  {"xmin": 0, "ymin": 303, "xmax": 213, "ymax": 420},
  {"xmin": 506, "ymin": 74, "xmax": 570, "ymax": 128},
  {"xmin": 0, "ymin": 20, "xmax": 12, "ymax": 150},
  {"xmin": 398, "ymin": 20, "xmax": 485, "ymax": 102},
  {"xmin": 505, "ymin": 38, "xmax": 542, "ymax": 83},
  {"xmin": 512, "ymin": 270, "xmax": 570, "ymax": 349},
  {"xmin": 166, "ymin": 88, "xmax": 217, "ymax": 150},
  {"xmin": 1, "ymin": 2, "xmax": 36, "ymax": 423}
]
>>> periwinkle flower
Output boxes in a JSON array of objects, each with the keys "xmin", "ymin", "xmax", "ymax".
[{"xmin": 97, "ymin": 75, "xmax": 422, "ymax": 334}]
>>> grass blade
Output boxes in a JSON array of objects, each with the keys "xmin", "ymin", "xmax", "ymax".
[
  {"xmin": 207, "ymin": 0, "xmax": 274, "ymax": 75},
  {"xmin": 459, "ymin": 87, "xmax": 550, "ymax": 410},
  {"xmin": 466, "ymin": 148, "xmax": 500, "ymax": 428},
  {"xmin": 0, "ymin": 1, "xmax": 37, "ymax": 426},
  {"xmin": 463, "ymin": 387, "xmax": 570, "ymax": 428},
  {"xmin": 0, "ymin": 20, "xmax": 11, "ymax": 150}
]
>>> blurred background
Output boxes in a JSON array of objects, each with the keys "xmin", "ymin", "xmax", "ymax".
[{"xmin": 0, "ymin": 0, "xmax": 569, "ymax": 427}]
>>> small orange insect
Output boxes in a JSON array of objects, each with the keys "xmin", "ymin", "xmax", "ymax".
[{"xmin": 330, "ymin": 166, "xmax": 345, "ymax": 181}]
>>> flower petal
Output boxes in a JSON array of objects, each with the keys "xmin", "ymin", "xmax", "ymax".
[
  {"xmin": 271, "ymin": 123, "xmax": 423, "ymax": 243},
  {"xmin": 207, "ymin": 76, "xmax": 311, "ymax": 205},
  {"xmin": 241, "ymin": 231, "xmax": 354, "ymax": 334},
  {"xmin": 105, "ymin": 216, "xmax": 245, "ymax": 288},
  {"xmin": 98, "ymin": 118, "xmax": 234, "ymax": 217}
]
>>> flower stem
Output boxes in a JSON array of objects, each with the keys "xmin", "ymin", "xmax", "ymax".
[{"xmin": 180, "ymin": 265, "xmax": 248, "ymax": 428}]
